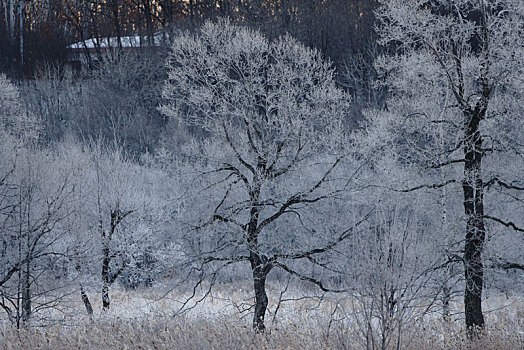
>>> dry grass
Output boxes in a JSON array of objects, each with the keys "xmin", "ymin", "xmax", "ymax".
[
  {"xmin": 0, "ymin": 285, "xmax": 522, "ymax": 350},
  {"xmin": 1, "ymin": 317, "xmax": 522, "ymax": 350}
]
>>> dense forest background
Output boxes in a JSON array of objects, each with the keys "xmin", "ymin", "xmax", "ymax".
[
  {"xmin": 0, "ymin": 1, "xmax": 523, "ymax": 349},
  {"xmin": 1, "ymin": 0, "xmax": 381, "ymax": 150},
  {"xmin": 0, "ymin": 0, "xmax": 377, "ymax": 75}
]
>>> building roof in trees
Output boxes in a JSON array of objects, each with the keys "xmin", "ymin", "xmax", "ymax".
[{"xmin": 68, "ymin": 32, "xmax": 169, "ymax": 50}]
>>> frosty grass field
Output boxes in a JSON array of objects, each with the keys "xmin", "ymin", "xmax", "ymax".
[{"xmin": 1, "ymin": 283, "xmax": 522, "ymax": 350}]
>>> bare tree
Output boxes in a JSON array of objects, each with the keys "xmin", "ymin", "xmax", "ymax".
[
  {"xmin": 342, "ymin": 187, "xmax": 445, "ymax": 350},
  {"xmin": 72, "ymin": 141, "xmax": 156, "ymax": 311},
  {"xmin": 0, "ymin": 76, "xmax": 76, "ymax": 327},
  {"xmin": 160, "ymin": 20, "xmax": 363, "ymax": 332},
  {"xmin": 368, "ymin": 0, "xmax": 524, "ymax": 332},
  {"xmin": 0, "ymin": 73, "xmax": 40, "ymax": 140},
  {"xmin": 0, "ymin": 141, "xmax": 78, "ymax": 328}
]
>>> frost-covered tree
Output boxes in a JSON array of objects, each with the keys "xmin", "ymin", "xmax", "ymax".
[
  {"xmin": 0, "ymin": 75, "xmax": 61, "ymax": 328},
  {"xmin": 72, "ymin": 141, "xmax": 157, "ymax": 311},
  {"xmin": 368, "ymin": 0, "xmax": 524, "ymax": 331},
  {"xmin": 160, "ymin": 20, "xmax": 357, "ymax": 331},
  {"xmin": 0, "ymin": 149, "xmax": 78, "ymax": 327},
  {"xmin": 3, "ymin": 146, "xmax": 81, "ymax": 327},
  {"xmin": 0, "ymin": 74, "xmax": 41, "ymax": 142}
]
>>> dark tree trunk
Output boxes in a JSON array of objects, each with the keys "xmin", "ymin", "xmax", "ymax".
[
  {"xmin": 442, "ymin": 283, "xmax": 451, "ymax": 321},
  {"xmin": 246, "ymin": 178, "xmax": 272, "ymax": 332},
  {"xmin": 80, "ymin": 284, "xmax": 94, "ymax": 316},
  {"xmin": 99, "ymin": 207, "xmax": 128, "ymax": 311},
  {"xmin": 250, "ymin": 253, "xmax": 270, "ymax": 332},
  {"xmin": 102, "ymin": 282, "xmax": 110, "ymax": 310},
  {"xmin": 111, "ymin": 0, "xmax": 122, "ymax": 48},
  {"xmin": 462, "ymin": 111, "xmax": 485, "ymax": 332},
  {"xmin": 101, "ymin": 246, "xmax": 111, "ymax": 310},
  {"xmin": 144, "ymin": 0, "xmax": 154, "ymax": 47},
  {"xmin": 75, "ymin": 262, "xmax": 93, "ymax": 316},
  {"xmin": 21, "ymin": 260, "xmax": 31, "ymax": 324}
]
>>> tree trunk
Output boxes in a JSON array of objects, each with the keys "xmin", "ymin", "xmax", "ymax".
[
  {"xmin": 102, "ymin": 281, "xmax": 110, "ymax": 310},
  {"xmin": 101, "ymin": 246, "xmax": 111, "ymax": 310},
  {"xmin": 111, "ymin": 0, "xmax": 122, "ymax": 48},
  {"xmin": 462, "ymin": 111, "xmax": 485, "ymax": 332},
  {"xmin": 246, "ymin": 178, "xmax": 271, "ymax": 332},
  {"xmin": 18, "ymin": 0, "xmax": 23, "ymax": 73},
  {"xmin": 75, "ymin": 261, "xmax": 94, "ymax": 316},
  {"xmin": 80, "ymin": 283, "xmax": 94, "ymax": 316},
  {"xmin": 9, "ymin": 0, "xmax": 14, "ymax": 41},
  {"xmin": 21, "ymin": 237, "xmax": 31, "ymax": 324},
  {"xmin": 442, "ymin": 282, "xmax": 451, "ymax": 321},
  {"xmin": 250, "ymin": 254, "xmax": 269, "ymax": 333},
  {"xmin": 20, "ymin": 256, "xmax": 31, "ymax": 324}
]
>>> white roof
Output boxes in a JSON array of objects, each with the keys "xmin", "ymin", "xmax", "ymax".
[{"xmin": 68, "ymin": 33, "xmax": 169, "ymax": 49}]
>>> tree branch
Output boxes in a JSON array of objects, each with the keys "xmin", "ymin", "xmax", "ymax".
[
  {"xmin": 484, "ymin": 177, "xmax": 524, "ymax": 191},
  {"xmin": 256, "ymin": 158, "xmax": 342, "ymax": 233},
  {"xmin": 273, "ymin": 262, "xmax": 344, "ymax": 293},
  {"xmin": 488, "ymin": 259, "xmax": 524, "ymax": 271},
  {"xmin": 485, "ymin": 215, "xmax": 524, "ymax": 232},
  {"xmin": 273, "ymin": 210, "xmax": 372, "ymax": 260},
  {"xmin": 203, "ymin": 256, "xmax": 250, "ymax": 264},
  {"xmin": 397, "ymin": 179, "xmax": 457, "ymax": 193},
  {"xmin": 427, "ymin": 159, "xmax": 464, "ymax": 169},
  {"xmin": 223, "ymin": 123, "xmax": 256, "ymax": 176}
]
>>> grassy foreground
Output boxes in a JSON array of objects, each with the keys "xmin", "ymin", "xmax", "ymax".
[
  {"xmin": 0, "ymin": 287, "xmax": 522, "ymax": 349},
  {"xmin": 1, "ymin": 318, "xmax": 522, "ymax": 350}
]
